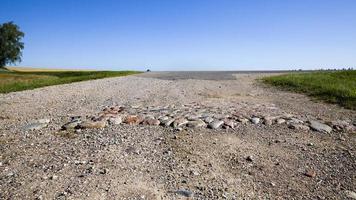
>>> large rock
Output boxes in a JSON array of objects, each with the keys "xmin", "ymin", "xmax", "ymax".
[{"xmin": 309, "ymin": 120, "xmax": 332, "ymax": 133}]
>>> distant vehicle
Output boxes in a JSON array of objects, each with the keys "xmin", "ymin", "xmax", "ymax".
[{"xmin": 146, "ymin": 69, "xmax": 151, "ymax": 72}]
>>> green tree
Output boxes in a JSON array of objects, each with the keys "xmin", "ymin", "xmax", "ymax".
[{"xmin": 0, "ymin": 22, "xmax": 24, "ymax": 68}]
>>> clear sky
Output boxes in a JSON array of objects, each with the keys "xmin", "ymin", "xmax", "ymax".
[{"xmin": 1, "ymin": 0, "xmax": 356, "ymax": 71}]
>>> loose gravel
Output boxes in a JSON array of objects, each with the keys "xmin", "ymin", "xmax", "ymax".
[{"xmin": 0, "ymin": 72, "xmax": 355, "ymax": 199}]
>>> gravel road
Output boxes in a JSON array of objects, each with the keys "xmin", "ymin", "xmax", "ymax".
[{"xmin": 0, "ymin": 72, "xmax": 355, "ymax": 199}]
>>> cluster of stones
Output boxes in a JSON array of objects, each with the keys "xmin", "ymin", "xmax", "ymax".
[{"xmin": 59, "ymin": 104, "xmax": 355, "ymax": 134}]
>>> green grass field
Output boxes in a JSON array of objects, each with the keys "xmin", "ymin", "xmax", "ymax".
[
  {"xmin": 263, "ymin": 70, "xmax": 356, "ymax": 110},
  {"xmin": 0, "ymin": 68, "xmax": 141, "ymax": 93}
]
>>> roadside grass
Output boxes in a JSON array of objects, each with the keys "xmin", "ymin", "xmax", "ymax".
[
  {"xmin": 0, "ymin": 69, "xmax": 141, "ymax": 93},
  {"xmin": 262, "ymin": 70, "xmax": 356, "ymax": 110}
]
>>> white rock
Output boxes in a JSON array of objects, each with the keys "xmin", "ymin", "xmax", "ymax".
[
  {"xmin": 251, "ymin": 117, "xmax": 260, "ymax": 124},
  {"xmin": 309, "ymin": 120, "xmax": 332, "ymax": 133},
  {"xmin": 276, "ymin": 118, "xmax": 286, "ymax": 124}
]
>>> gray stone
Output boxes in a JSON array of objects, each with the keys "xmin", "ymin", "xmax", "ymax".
[
  {"xmin": 187, "ymin": 119, "xmax": 206, "ymax": 128},
  {"xmin": 172, "ymin": 117, "xmax": 188, "ymax": 128},
  {"xmin": 186, "ymin": 115, "xmax": 201, "ymax": 121},
  {"xmin": 24, "ymin": 122, "xmax": 48, "ymax": 131},
  {"xmin": 37, "ymin": 118, "xmax": 50, "ymax": 124},
  {"xmin": 175, "ymin": 189, "xmax": 193, "ymax": 197},
  {"xmin": 309, "ymin": 120, "xmax": 332, "ymax": 133},
  {"xmin": 163, "ymin": 118, "xmax": 175, "ymax": 127},
  {"xmin": 158, "ymin": 116, "xmax": 169, "ymax": 121},
  {"xmin": 208, "ymin": 120, "xmax": 224, "ymax": 129},
  {"xmin": 204, "ymin": 116, "xmax": 214, "ymax": 123},
  {"xmin": 289, "ymin": 124, "xmax": 310, "ymax": 131},
  {"xmin": 288, "ymin": 118, "xmax": 304, "ymax": 124}
]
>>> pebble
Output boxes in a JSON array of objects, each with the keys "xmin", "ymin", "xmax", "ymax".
[
  {"xmin": 23, "ymin": 122, "xmax": 48, "ymax": 131},
  {"xmin": 163, "ymin": 118, "xmax": 175, "ymax": 127},
  {"xmin": 251, "ymin": 117, "xmax": 260, "ymax": 124},
  {"xmin": 108, "ymin": 116, "xmax": 123, "ymax": 125},
  {"xmin": 309, "ymin": 120, "xmax": 332, "ymax": 133},
  {"xmin": 263, "ymin": 117, "xmax": 274, "ymax": 125},
  {"xmin": 37, "ymin": 118, "xmax": 50, "ymax": 124},
  {"xmin": 158, "ymin": 116, "xmax": 169, "ymax": 121},
  {"xmin": 62, "ymin": 120, "xmax": 81, "ymax": 130},
  {"xmin": 304, "ymin": 169, "xmax": 316, "ymax": 178},
  {"xmin": 142, "ymin": 118, "xmax": 160, "ymax": 126},
  {"xmin": 223, "ymin": 119, "xmax": 235, "ymax": 128},
  {"xmin": 288, "ymin": 118, "xmax": 304, "ymax": 124},
  {"xmin": 187, "ymin": 115, "xmax": 200, "ymax": 121},
  {"xmin": 237, "ymin": 118, "xmax": 249, "ymax": 124},
  {"xmin": 172, "ymin": 117, "xmax": 188, "ymax": 128},
  {"xmin": 246, "ymin": 155, "xmax": 254, "ymax": 162},
  {"xmin": 186, "ymin": 119, "xmax": 206, "ymax": 128},
  {"xmin": 175, "ymin": 189, "xmax": 194, "ymax": 197},
  {"xmin": 204, "ymin": 116, "xmax": 214, "ymax": 123},
  {"xmin": 80, "ymin": 120, "xmax": 107, "ymax": 129},
  {"xmin": 276, "ymin": 118, "xmax": 286, "ymax": 124},
  {"xmin": 123, "ymin": 115, "xmax": 143, "ymax": 125},
  {"xmin": 289, "ymin": 124, "xmax": 310, "ymax": 131},
  {"xmin": 208, "ymin": 120, "xmax": 224, "ymax": 129}
]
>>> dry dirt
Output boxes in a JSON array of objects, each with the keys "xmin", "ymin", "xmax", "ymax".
[{"xmin": 0, "ymin": 72, "xmax": 355, "ymax": 200}]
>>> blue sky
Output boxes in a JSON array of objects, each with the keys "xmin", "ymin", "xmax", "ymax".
[{"xmin": 1, "ymin": 0, "xmax": 356, "ymax": 71}]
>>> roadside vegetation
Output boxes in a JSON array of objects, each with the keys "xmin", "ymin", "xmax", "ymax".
[
  {"xmin": 0, "ymin": 69, "xmax": 140, "ymax": 93},
  {"xmin": 263, "ymin": 70, "xmax": 356, "ymax": 110}
]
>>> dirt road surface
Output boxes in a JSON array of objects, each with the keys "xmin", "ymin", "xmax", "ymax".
[{"xmin": 0, "ymin": 72, "xmax": 355, "ymax": 199}]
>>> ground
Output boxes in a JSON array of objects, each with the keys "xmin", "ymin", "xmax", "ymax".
[{"xmin": 0, "ymin": 72, "xmax": 355, "ymax": 200}]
